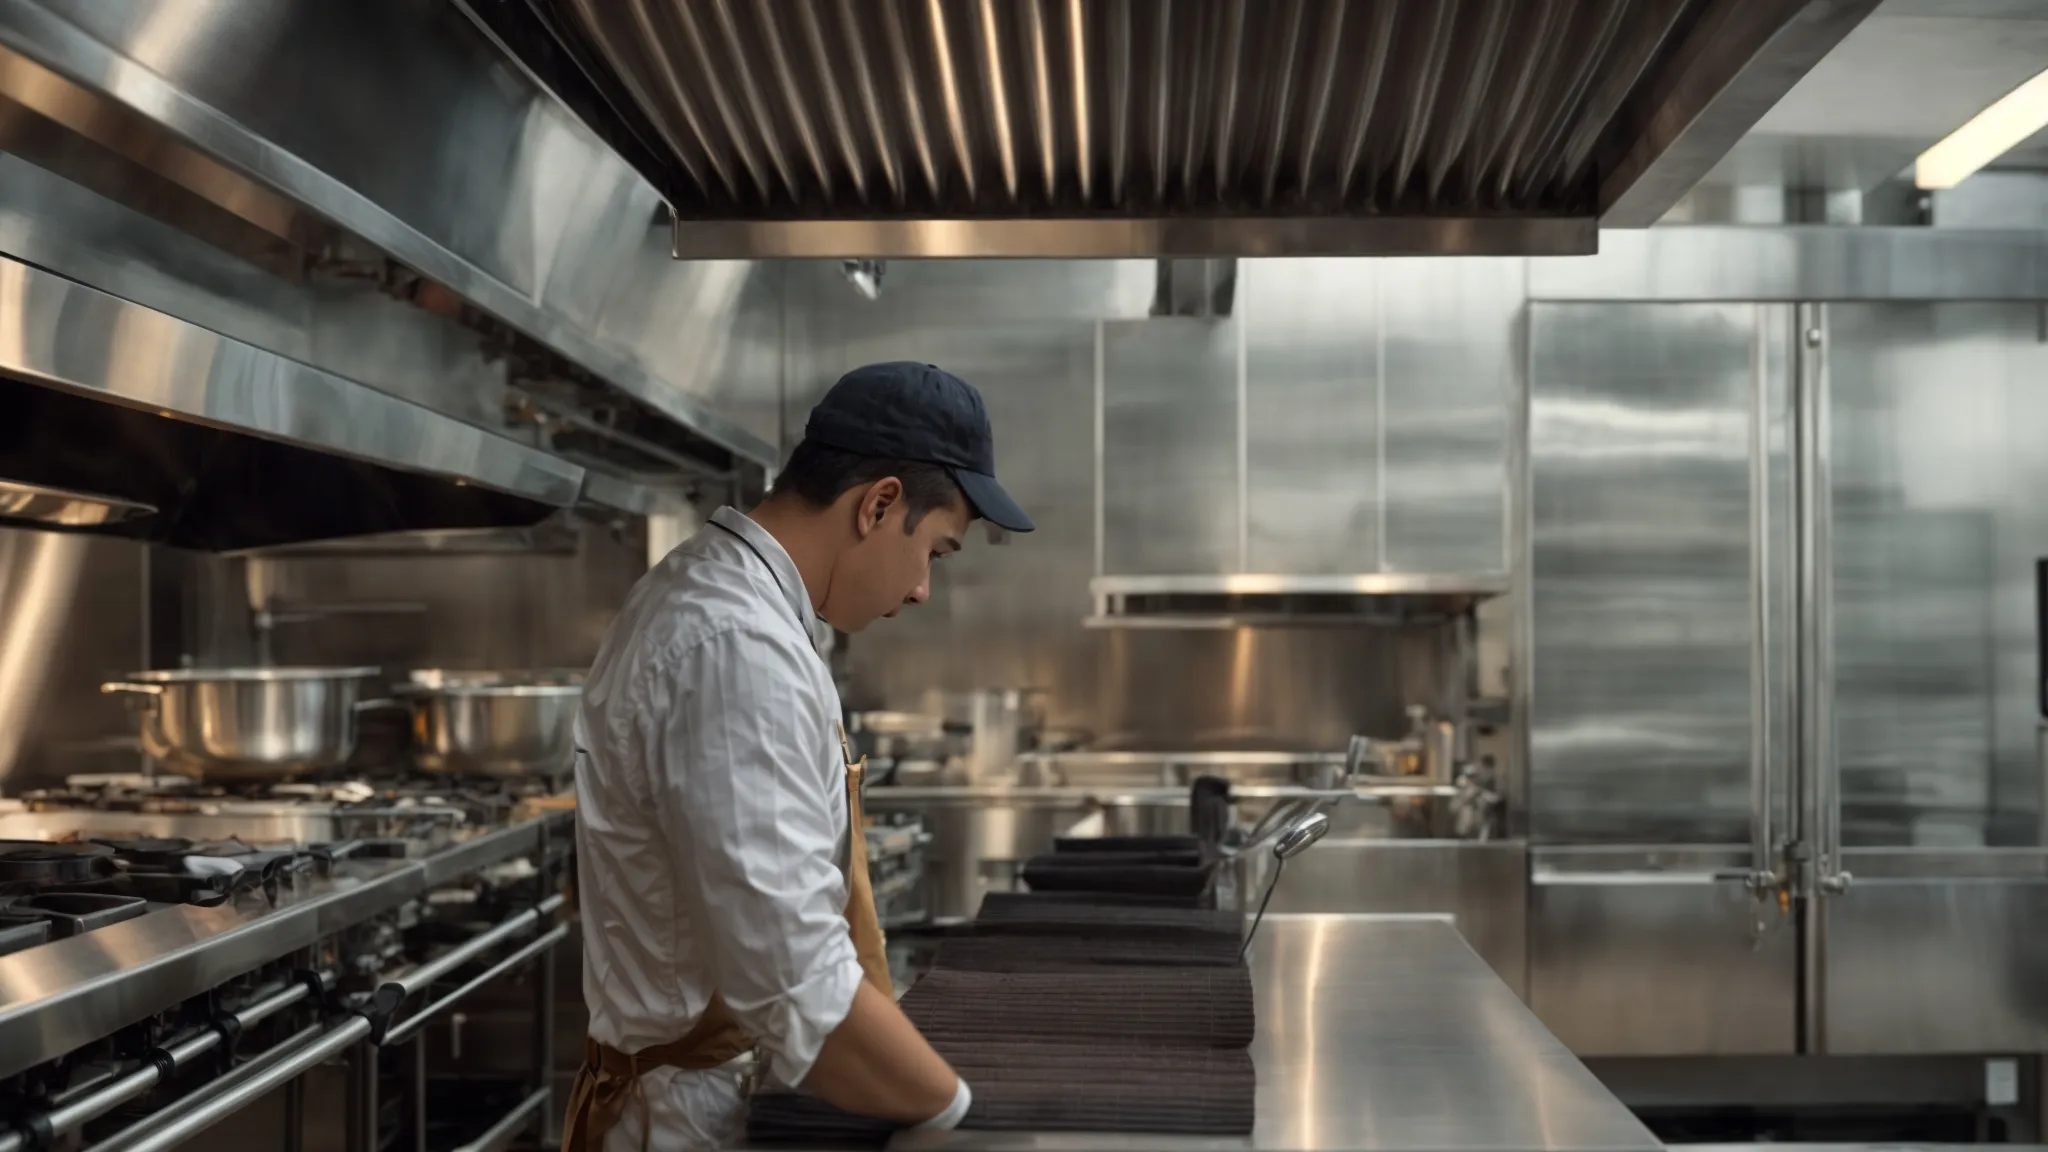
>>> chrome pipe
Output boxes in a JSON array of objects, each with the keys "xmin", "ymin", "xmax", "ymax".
[
  {"xmin": 29, "ymin": 979, "xmax": 315, "ymax": 1142},
  {"xmin": 237, "ymin": 980, "xmax": 314, "ymax": 1029},
  {"xmin": 346, "ymin": 1038, "xmax": 379, "ymax": 1152},
  {"xmin": 384, "ymin": 925, "xmax": 570, "ymax": 1047},
  {"xmin": 1794, "ymin": 303, "xmax": 1849, "ymax": 898},
  {"xmin": 1747, "ymin": 302, "xmax": 1778, "ymax": 891},
  {"xmin": 391, "ymin": 894, "xmax": 565, "ymax": 997},
  {"xmin": 530, "ymin": 923, "xmax": 557, "ymax": 1142},
  {"xmin": 42, "ymin": 1062, "xmax": 185, "ymax": 1140},
  {"xmin": 82, "ymin": 1020, "xmax": 355, "ymax": 1152},
  {"xmin": 451, "ymin": 1089, "xmax": 551, "ymax": 1152},
  {"xmin": 284, "ymin": 1074, "xmax": 304, "ymax": 1152}
]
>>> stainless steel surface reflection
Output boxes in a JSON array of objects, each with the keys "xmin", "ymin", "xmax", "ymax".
[
  {"xmin": 889, "ymin": 915, "xmax": 1658, "ymax": 1152},
  {"xmin": 1823, "ymin": 848, "xmax": 2048, "ymax": 1053},
  {"xmin": 1527, "ymin": 847, "xmax": 1796, "ymax": 1056},
  {"xmin": 1826, "ymin": 302, "xmax": 2048, "ymax": 847},
  {"xmin": 1245, "ymin": 916, "xmax": 1656, "ymax": 1152},
  {"xmin": 1528, "ymin": 301, "xmax": 1794, "ymax": 842}
]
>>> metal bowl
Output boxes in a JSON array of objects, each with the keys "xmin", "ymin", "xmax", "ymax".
[
  {"xmin": 399, "ymin": 670, "xmax": 584, "ymax": 779},
  {"xmin": 101, "ymin": 667, "xmax": 385, "ymax": 782}
]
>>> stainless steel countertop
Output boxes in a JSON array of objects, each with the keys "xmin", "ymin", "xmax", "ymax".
[
  {"xmin": 0, "ymin": 815, "xmax": 565, "ymax": 1079},
  {"xmin": 832, "ymin": 914, "xmax": 1659, "ymax": 1152}
]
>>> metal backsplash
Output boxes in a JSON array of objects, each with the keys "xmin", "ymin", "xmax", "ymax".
[
  {"xmin": 0, "ymin": 515, "xmax": 650, "ymax": 794},
  {"xmin": 780, "ymin": 258, "xmax": 1469, "ymax": 750},
  {"xmin": 1097, "ymin": 257, "xmax": 1518, "ymax": 579},
  {"xmin": 191, "ymin": 524, "xmax": 647, "ymax": 678},
  {"xmin": 0, "ymin": 530, "xmax": 144, "ymax": 791}
]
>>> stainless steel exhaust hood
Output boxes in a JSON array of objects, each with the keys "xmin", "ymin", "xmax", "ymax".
[
  {"xmin": 470, "ymin": 0, "xmax": 1881, "ymax": 258},
  {"xmin": 0, "ymin": 255, "xmax": 585, "ymax": 551}
]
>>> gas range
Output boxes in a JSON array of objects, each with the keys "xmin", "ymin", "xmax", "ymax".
[
  {"xmin": 0, "ymin": 833, "xmax": 409, "ymax": 958},
  {"xmin": 0, "ymin": 773, "xmax": 565, "ymax": 846},
  {"xmin": 0, "ymin": 773, "xmax": 573, "ymax": 961}
]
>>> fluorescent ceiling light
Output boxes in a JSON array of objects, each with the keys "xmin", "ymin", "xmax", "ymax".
[{"xmin": 1916, "ymin": 68, "xmax": 2048, "ymax": 189}]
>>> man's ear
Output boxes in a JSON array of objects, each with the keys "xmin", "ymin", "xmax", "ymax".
[{"xmin": 855, "ymin": 477, "xmax": 903, "ymax": 538}]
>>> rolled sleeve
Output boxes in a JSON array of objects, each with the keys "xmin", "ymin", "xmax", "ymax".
[{"xmin": 649, "ymin": 626, "xmax": 866, "ymax": 1086}]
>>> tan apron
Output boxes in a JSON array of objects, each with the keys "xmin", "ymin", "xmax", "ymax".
[{"xmin": 562, "ymin": 727, "xmax": 892, "ymax": 1152}]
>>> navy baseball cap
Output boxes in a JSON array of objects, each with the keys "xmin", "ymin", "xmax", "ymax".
[{"xmin": 802, "ymin": 362, "xmax": 1034, "ymax": 533}]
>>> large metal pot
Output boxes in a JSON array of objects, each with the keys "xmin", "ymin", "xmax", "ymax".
[
  {"xmin": 100, "ymin": 666, "xmax": 385, "ymax": 782},
  {"xmin": 399, "ymin": 669, "xmax": 583, "ymax": 779}
]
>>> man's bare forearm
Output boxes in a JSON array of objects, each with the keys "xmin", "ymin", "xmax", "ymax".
[{"xmin": 801, "ymin": 980, "xmax": 961, "ymax": 1123}]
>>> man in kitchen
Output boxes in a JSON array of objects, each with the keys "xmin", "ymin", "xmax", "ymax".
[{"xmin": 563, "ymin": 361, "xmax": 1035, "ymax": 1152}]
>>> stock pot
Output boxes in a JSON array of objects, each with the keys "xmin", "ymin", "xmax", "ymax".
[
  {"xmin": 101, "ymin": 666, "xmax": 386, "ymax": 782},
  {"xmin": 399, "ymin": 669, "xmax": 583, "ymax": 779}
]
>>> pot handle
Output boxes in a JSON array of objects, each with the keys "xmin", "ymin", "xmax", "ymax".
[
  {"xmin": 100, "ymin": 681, "xmax": 164, "ymax": 697},
  {"xmin": 352, "ymin": 697, "xmax": 407, "ymax": 713}
]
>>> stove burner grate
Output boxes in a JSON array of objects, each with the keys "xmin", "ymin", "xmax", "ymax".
[
  {"xmin": 90, "ymin": 836, "xmax": 258, "ymax": 871},
  {"xmin": 0, "ymin": 840, "xmax": 119, "ymax": 887}
]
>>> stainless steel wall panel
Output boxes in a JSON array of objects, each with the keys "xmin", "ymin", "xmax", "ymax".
[
  {"xmin": 1101, "ymin": 257, "xmax": 1514, "ymax": 583},
  {"xmin": 1528, "ymin": 227, "xmax": 2048, "ymax": 302},
  {"xmin": 782, "ymin": 259, "xmax": 1116, "ymax": 727},
  {"xmin": 1529, "ymin": 302, "xmax": 1778, "ymax": 842},
  {"xmin": 1381, "ymin": 258, "xmax": 1519, "ymax": 575},
  {"xmin": 0, "ymin": 530, "xmax": 143, "ymax": 791},
  {"xmin": 239, "ymin": 527, "xmax": 646, "ymax": 679},
  {"xmin": 780, "ymin": 259, "xmax": 1448, "ymax": 752},
  {"xmin": 1826, "ymin": 303, "xmax": 2048, "ymax": 847},
  {"xmin": 1240, "ymin": 259, "xmax": 1379, "ymax": 575},
  {"xmin": 1528, "ymin": 848, "xmax": 1797, "ymax": 1056},
  {"xmin": 1099, "ymin": 317, "xmax": 1242, "ymax": 576}
]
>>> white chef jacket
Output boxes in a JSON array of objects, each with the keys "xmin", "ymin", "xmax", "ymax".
[{"xmin": 574, "ymin": 506, "xmax": 864, "ymax": 1152}]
